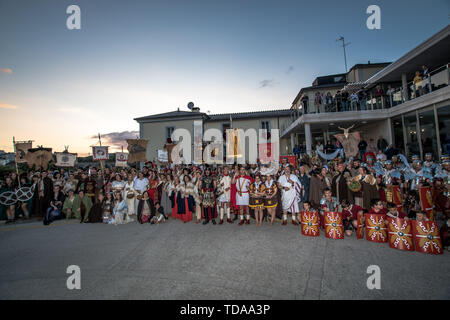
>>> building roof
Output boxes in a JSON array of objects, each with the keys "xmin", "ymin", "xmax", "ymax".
[
  {"xmin": 134, "ymin": 109, "xmax": 207, "ymax": 122},
  {"xmin": 208, "ymin": 109, "xmax": 292, "ymax": 121},
  {"xmin": 135, "ymin": 108, "xmax": 292, "ymax": 123},
  {"xmin": 347, "ymin": 62, "xmax": 391, "ymax": 73}
]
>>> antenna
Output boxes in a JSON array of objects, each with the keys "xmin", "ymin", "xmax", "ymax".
[{"xmin": 336, "ymin": 36, "xmax": 350, "ymax": 72}]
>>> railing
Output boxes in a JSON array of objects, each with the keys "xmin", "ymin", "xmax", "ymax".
[{"xmin": 297, "ymin": 62, "xmax": 450, "ymax": 115}]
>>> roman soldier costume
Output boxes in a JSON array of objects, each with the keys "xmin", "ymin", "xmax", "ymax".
[{"xmin": 201, "ymin": 170, "xmax": 216, "ymax": 225}]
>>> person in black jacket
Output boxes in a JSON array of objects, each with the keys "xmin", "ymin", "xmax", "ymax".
[{"xmin": 137, "ymin": 191, "xmax": 155, "ymax": 224}]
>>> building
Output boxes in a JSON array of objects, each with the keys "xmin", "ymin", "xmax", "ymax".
[
  {"xmin": 283, "ymin": 25, "xmax": 450, "ymax": 160},
  {"xmin": 135, "ymin": 109, "xmax": 293, "ymax": 163},
  {"xmin": 135, "ymin": 25, "xmax": 450, "ymax": 163}
]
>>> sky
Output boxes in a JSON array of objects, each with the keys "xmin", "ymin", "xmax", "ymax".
[{"xmin": 0, "ymin": 0, "xmax": 449, "ymax": 156}]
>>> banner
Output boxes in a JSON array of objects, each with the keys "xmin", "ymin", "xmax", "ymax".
[
  {"xmin": 279, "ymin": 155, "xmax": 296, "ymax": 168},
  {"xmin": 115, "ymin": 152, "xmax": 128, "ymax": 167},
  {"xmin": 157, "ymin": 150, "xmax": 168, "ymax": 162},
  {"xmin": 15, "ymin": 142, "xmax": 32, "ymax": 163},
  {"xmin": 412, "ymin": 220, "xmax": 443, "ymax": 254},
  {"xmin": 316, "ymin": 148, "xmax": 344, "ymax": 160},
  {"xmin": 55, "ymin": 152, "xmax": 77, "ymax": 167},
  {"xmin": 300, "ymin": 211, "xmax": 320, "ymax": 237},
  {"xmin": 364, "ymin": 213, "xmax": 388, "ymax": 243},
  {"xmin": 92, "ymin": 146, "xmax": 109, "ymax": 161},
  {"xmin": 324, "ymin": 212, "xmax": 344, "ymax": 239},
  {"xmin": 334, "ymin": 131, "xmax": 360, "ymax": 158},
  {"xmin": 419, "ymin": 186, "xmax": 434, "ymax": 221},
  {"xmin": 127, "ymin": 139, "xmax": 148, "ymax": 163},
  {"xmin": 387, "ymin": 217, "xmax": 414, "ymax": 251},
  {"xmin": 25, "ymin": 147, "xmax": 53, "ymax": 170}
]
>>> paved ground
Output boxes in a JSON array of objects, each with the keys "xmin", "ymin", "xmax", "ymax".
[{"xmin": 0, "ymin": 218, "xmax": 449, "ymax": 300}]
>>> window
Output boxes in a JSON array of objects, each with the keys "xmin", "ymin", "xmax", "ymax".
[
  {"xmin": 260, "ymin": 120, "xmax": 271, "ymax": 131},
  {"xmin": 166, "ymin": 127, "xmax": 175, "ymax": 140}
]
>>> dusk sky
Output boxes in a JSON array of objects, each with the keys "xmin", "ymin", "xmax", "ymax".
[{"xmin": 1, "ymin": 0, "xmax": 449, "ymax": 155}]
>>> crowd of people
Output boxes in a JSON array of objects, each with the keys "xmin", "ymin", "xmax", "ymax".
[
  {"xmin": 1, "ymin": 151, "xmax": 449, "ymax": 251},
  {"xmin": 305, "ymin": 65, "xmax": 437, "ymax": 114}
]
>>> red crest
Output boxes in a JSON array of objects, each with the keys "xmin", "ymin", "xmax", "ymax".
[
  {"xmin": 387, "ymin": 217, "xmax": 414, "ymax": 251},
  {"xmin": 364, "ymin": 213, "xmax": 388, "ymax": 243},
  {"xmin": 300, "ymin": 211, "xmax": 320, "ymax": 237},
  {"xmin": 356, "ymin": 211, "xmax": 364, "ymax": 239},
  {"xmin": 412, "ymin": 220, "xmax": 443, "ymax": 254},
  {"xmin": 324, "ymin": 212, "xmax": 344, "ymax": 239}
]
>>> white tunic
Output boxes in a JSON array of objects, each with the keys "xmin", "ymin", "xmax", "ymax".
[
  {"xmin": 278, "ymin": 174, "xmax": 302, "ymax": 213},
  {"xmin": 218, "ymin": 175, "xmax": 231, "ymax": 203},
  {"xmin": 235, "ymin": 176, "xmax": 251, "ymax": 206}
]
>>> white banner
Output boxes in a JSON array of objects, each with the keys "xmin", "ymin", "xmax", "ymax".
[
  {"xmin": 115, "ymin": 152, "xmax": 128, "ymax": 167},
  {"xmin": 92, "ymin": 146, "xmax": 109, "ymax": 161},
  {"xmin": 157, "ymin": 150, "xmax": 168, "ymax": 162},
  {"xmin": 55, "ymin": 152, "xmax": 77, "ymax": 167}
]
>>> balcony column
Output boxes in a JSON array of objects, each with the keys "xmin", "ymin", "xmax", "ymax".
[
  {"xmin": 386, "ymin": 118, "xmax": 393, "ymax": 146},
  {"xmin": 305, "ymin": 123, "xmax": 312, "ymax": 156},
  {"xmin": 402, "ymin": 73, "xmax": 409, "ymax": 101}
]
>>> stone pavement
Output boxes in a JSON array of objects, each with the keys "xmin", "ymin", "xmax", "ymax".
[{"xmin": 0, "ymin": 218, "xmax": 449, "ymax": 299}]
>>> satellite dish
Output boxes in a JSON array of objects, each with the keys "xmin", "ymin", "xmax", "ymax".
[{"xmin": 187, "ymin": 102, "xmax": 194, "ymax": 110}]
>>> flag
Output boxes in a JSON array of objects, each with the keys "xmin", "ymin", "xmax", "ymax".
[
  {"xmin": 126, "ymin": 139, "xmax": 148, "ymax": 163},
  {"xmin": 92, "ymin": 146, "xmax": 109, "ymax": 161},
  {"xmin": 14, "ymin": 142, "xmax": 32, "ymax": 163},
  {"xmin": 55, "ymin": 152, "xmax": 77, "ymax": 167},
  {"xmin": 115, "ymin": 152, "xmax": 128, "ymax": 167},
  {"xmin": 25, "ymin": 147, "xmax": 53, "ymax": 170}
]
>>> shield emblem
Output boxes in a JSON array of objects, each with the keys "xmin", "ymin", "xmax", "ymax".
[
  {"xmin": 324, "ymin": 212, "xmax": 344, "ymax": 239},
  {"xmin": 300, "ymin": 211, "xmax": 320, "ymax": 237},
  {"xmin": 387, "ymin": 217, "xmax": 414, "ymax": 251},
  {"xmin": 412, "ymin": 220, "xmax": 443, "ymax": 254},
  {"xmin": 0, "ymin": 191, "xmax": 17, "ymax": 206},
  {"xmin": 365, "ymin": 213, "xmax": 388, "ymax": 243},
  {"xmin": 356, "ymin": 211, "xmax": 364, "ymax": 239}
]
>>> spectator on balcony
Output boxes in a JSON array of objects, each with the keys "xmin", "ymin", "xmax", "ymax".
[
  {"xmin": 413, "ymin": 71, "xmax": 423, "ymax": 97},
  {"xmin": 377, "ymin": 136, "xmax": 388, "ymax": 152},
  {"xmin": 375, "ymin": 85, "xmax": 384, "ymax": 109},
  {"xmin": 314, "ymin": 92, "xmax": 323, "ymax": 113},
  {"xmin": 422, "ymin": 65, "xmax": 430, "ymax": 93},
  {"xmin": 335, "ymin": 91, "xmax": 342, "ymax": 112},
  {"xmin": 341, "ymin": 91, "xmax": 349, "ymax": 111},
  {"xmin": 358, "ymin": 89, "xmax": 367, "ymax": 110},
  {"xmin": 325, "ymin": 92, "xmax": 333, "ymax": 112},
  {"xmin": 386, "ymin": 85, "xmax": 395, "ymax": 108},
  {"xmin": 350, "ymin": 91, "xmax": 359, "ymax": 111}
]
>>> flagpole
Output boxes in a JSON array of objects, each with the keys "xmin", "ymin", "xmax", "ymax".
[
  {"xmin": 98, "ymin": 133, "xmax": 105, "ymax": 177},
  {"xmin": 13, "ymin": 136, "xmax": 21, "ymax": 188}
]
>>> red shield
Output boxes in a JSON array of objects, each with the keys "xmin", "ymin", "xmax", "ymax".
[
  {"xmin": 356, "ymin": 211, "xmax": 364, "ymax": 239},
  {"xmin": 300, "ymin": 211, "xmax": 320, "ymax": 237},
  {"xmin": 387, "ymin": 217, "xmax": 414, "ymax": 251},
  {"xmin": 324, "ymin": 212, "xmax": 344, "ymax": 239},
  {"xmin": 364, "ymin": 213, "xmax": 388, "ymax": 243},
  {"xmin": 419, "ymin": 186, "xmax": 434, "ymax": 221},
  {"xmin": 412, "ymin": 220, "xmax": 443, "ymax": 254}
]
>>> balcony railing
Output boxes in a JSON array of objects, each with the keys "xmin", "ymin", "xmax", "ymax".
[{"xmin": 288, "ymin": 62, "xmax": 449, "ymax": 126}]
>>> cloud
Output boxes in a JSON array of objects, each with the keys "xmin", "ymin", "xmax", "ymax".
[
  {"xmin": 285, "ymin": 66, "xmax": 294, "ymax": 74},
  {"xmin": 0, "ymin": 68, "xmax": 12, "ymax": 74},
  {"xmin": 0, "ymin": 102, "xmax": 18, "ymax": 109},
  {"xmin": 258, "ymin": 79, "xmax": 278, "ymax": 88},
  {"xmin": 93, "ymin": 131, "xmax": 140, "ymax": 151}
]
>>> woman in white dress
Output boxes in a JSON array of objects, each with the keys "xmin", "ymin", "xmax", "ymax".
[
  {"xmin": 110, "ymin": 192, "xmax": 129, "ymax": 225},
  {"xmin": 111, "ymin": 174, "xmax": 126, "ymax": 194},
  {"xmin": 123, "ymin": 175, "xmax": 137, "ymax": 220}
]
